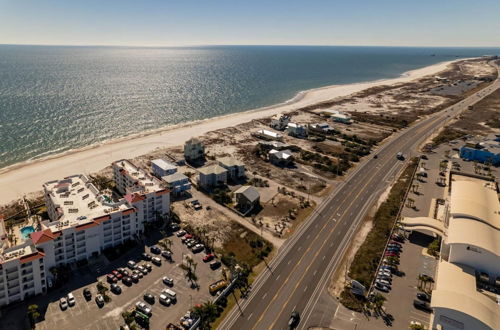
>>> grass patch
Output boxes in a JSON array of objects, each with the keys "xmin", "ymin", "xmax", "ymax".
[{"xmin": 431, "ymin": 127, "xmax": 466, "ymax": 146}]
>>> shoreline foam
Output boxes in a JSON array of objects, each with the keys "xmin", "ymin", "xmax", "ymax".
[{"xmin": 0, "ymin": 58, "xmax": 465, "ymax": 204}]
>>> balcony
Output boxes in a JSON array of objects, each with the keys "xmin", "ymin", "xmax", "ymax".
[
  {"xmin": 21, "ymin": 269, "xmax": 33, "ymax": 276},
  {"xmin": 5, "ymin": 268, "xmax": 18, "ymax": 274},
  {"xmin": 22, "ymin": 276, "xmax": 34, "ymax": 284},
  {"xmin": 7, "ymin": 273, "xmax": 19, "ymax": 281},
  {"xmin": 7, "ymin": 281, "xmax": 20, "ymax": 290}
]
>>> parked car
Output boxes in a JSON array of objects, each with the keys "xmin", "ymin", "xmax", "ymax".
[
  {"xmin": 288, "ymin": 311, "xmax": 300, "ymax": 329},
  {"xmin": 118, "ymin": 268, "xmax": 129, "ymax": 277},
  {"xmin": 144, "ymin": 263, "xmax": 153, "ymax": 272},
  {"xmin": 176, "ymin": 230, "xmax": 187, "ymax": 237},
  {"xmin": 210, "ymin": 261, "xmax": 221, "ymax": 270},
  {"xmin": 122, "ymin": 276, "xmax": 133, "ymax": 286},
  {"xmin": 375, "ymin": 279, "xmax": 391, "ymax": 287},
  {"xmin": 163, "ymin": 276, "xmax": 174, "ymax": 286},
  {"xmin": 107, "ymin": 274, "xmax": 117, "ymax": 283},
  {"xmin": 67, "ymin": 292, "xmax": 76, "ymax": 306},
  {"xmin": 375, "ymin": 283, "xmax": 390, "ymax": 292},
  {"xmin": 159, "ymin": 293, "xmax": 172, "ymax": 306},
  {"xmin": 60, "ymin": 297, "xmax": 68, "ymax": 310},
  {"xmin": 150, "ymin": 246, "xmax": 161, "ymax": 254},
  {"xmin": 83, "ymin": 288, "xmax": 92, "ymax": 301},
  {"xmin": 181, "ymin": 236, "xmax": 190, "ymax": 243},
  {"xmin": 111, "ymin": 283, "xmax": 122, "ymax": 294},
  {"xmin": 131, "ymin": 274, "xmax": 140, "ymax": 283},
  {"xmin": 377, "ymin": 275, "xmax": 392, "ymax": 283},
  {"xmin": 378, "ymin": 269, "xmax": 391, "ymax": 277},
  {"xmin": 417, "ymin": 292, "xmax": 431, "ymax": 302},
  {"xmin": 137, "ymin": 265, "xmax": 148, "ymax": 275},
  {"xmin": 135, "ymin": 301, "xmax": 152, "ymax": 316},
  {"xmin": 162, "ymin": 288, "xmax": 177, "ymax": 302},
  {"xmin": 203, "ymin": 254, "xmax": 215, "ymax": 262},
  {"xmin": 127, "ymin": 260, "xmax": 137, "ymax": 269},
  {"xmin": 186, "ymin": 240, "xmax": 197, "ymax": 248},
  {"xmin": 413, "ymin": 300, "xmax": 432, "ymax": 313},
  {"xmin": 143, "ymin": 293, "xmax": 155, "ymax": 304},
  {"xmin": 391, "ymin": 235, "xmax": 404, "ymax": 242},
  {"xmin": 133, "ymin": 270, "xmax": 143, "ymax": 278},
  {"xmin": 112, "ymin": 270, "xmax": 123, "ymax": 280},
  {"xmin": 185, "ymin": 234, "xmax": 193, "ymax": 240},
  {"xmin": 162, "ymin": 250, "xmax": 173, "ymax": 260},
  {"xmin": 142, "ymin": 253, "xmax": 152, "ymax": 261},
  {"xmin": 384, "ymin": 252, "xmax": 398, "ymax": 257},
  {"xmin": 170, "ymin": 223, "xmax": 181, "ymax": 231},
  {"xmin": 192, "ymin": 244, "xmax": 204, "ymax": 253},
  {"xmin": 95, "ymin": 294, "xmax": 105, "ymax": 307},
  {"xmin": 152, "ymin": 257, "xmax": 162, "ymax": 266}
]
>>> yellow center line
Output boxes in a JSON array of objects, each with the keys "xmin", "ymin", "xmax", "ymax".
[
  {"xmin": 251, "ymin": 115, "xmax": 442, "ymax": 329},
  {"xmin": 266, "ymin": 116, "xmax": 443, "ymax": 328}
]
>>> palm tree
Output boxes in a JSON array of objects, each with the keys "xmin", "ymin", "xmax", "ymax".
[
  {"xmin": 158, "ymin": 238, "xmax": 173, "ymax": 252},
  {"xmin": 27, "ymin": 304, "xmax": 40, "ymax": 329},
  {"xmin": 372, "ymin": 293, "xmax": 386, "ymax": 314},
  {"xmin": 202, "ymin": 301, "xmax": 218, "ymax": 325}
]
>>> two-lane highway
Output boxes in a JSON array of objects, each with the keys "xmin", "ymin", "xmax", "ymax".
[{"xmin": 219, "ymin": 61, "xmax": 499, "ymax": 330}]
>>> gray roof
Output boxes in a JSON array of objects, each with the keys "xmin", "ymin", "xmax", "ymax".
[
  {"xmin": 198, "ymin": 164, "xmax": 228, "ymax": 176},
  {"xmin": 162, "ymin": 172, "xmax": 188, "ymax": 183},
  {"xmin": 234, "ymin": 185, "xmax": 260, "ymax": 202},
  {"xmin": 218, "ymin": 157, "xmax": 245, "ymax": 167}
]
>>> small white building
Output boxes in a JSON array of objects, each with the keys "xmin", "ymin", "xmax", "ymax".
[
  {"xmin": 218, "ymin": 157, "xmax": 245, "ymax": 181},
  {"xmin": 163, "ymin": 173, "xmax": 191, "ymax": 195},
  {"xmin": 331, "ymin": 112, "xmax": 352, "ymax": 124},
  {"xmin": 255, "ymin": 129, "xmax": 283, "ymax": 141},
  {"xmin": 151, "ymin": 159, "xmax": 177, "ymax": 178},
  {"xmin": 311, "ymin": 122, "xmax": 333, "ymax": 133},
  {"xmin": 197, "ymin": 164, "xmax": 228, "ymax": 189},
  {"xmin": 286, "ymin": 123, "xmax": 308, "ymax": 138},
  {"xmin": 184, "ymin": 138, "xmax": 205, "ymax": 163}
]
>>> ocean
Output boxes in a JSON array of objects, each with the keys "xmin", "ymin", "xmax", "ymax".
[{"xmin": 0, "ymin": 45, "xmax": 498, "ymax": 169}]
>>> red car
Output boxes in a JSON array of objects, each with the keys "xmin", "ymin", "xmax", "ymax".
[
  {"xmin": 384, "ymin": 252, "xmax": 398, "ymax": 257},
  {"xmin": 185, "ymin": 234, "xmax": 193, "ymax": 239},
  {"xmin": 203, "ymin": 254, "xmax": 215, "ymax": 262},
  {"xmin": 107, "ymin": 274, "xmax": 117, "ymax": 283}
]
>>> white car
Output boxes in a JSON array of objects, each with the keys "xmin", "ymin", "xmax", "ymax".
[
  {"xmin": 127, "ymin": 260, "xmax": 137, "ymax": 269},
  {"xmin": 59, "ymin": 297, "xmax": 68, "ymax": 310},
  {"xmin": 135, "ymin": 301, "xmax": 152, "ymax": 316},
  {"xmin": 159, "ymin": 293, "xmax": 172, "ymax": 306},
  {"xmin": 176, "ymin": 230, "xmax": 186, "ymax": 237},
  {"xmin": 163, "ymin": 276, "xmax": 174, "ymax": 286},
  {"xmin": 67, "ymin": 292, "xmax": 76, "ymax": 306},
  {"xmin": 378, "ymin": 269, "xmax": 391, "ymax": 277}
]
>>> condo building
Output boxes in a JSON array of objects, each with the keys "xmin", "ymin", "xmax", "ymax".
[{"xmin": 0, "ymin": 161, "xmax": 170, "ymax": 307}]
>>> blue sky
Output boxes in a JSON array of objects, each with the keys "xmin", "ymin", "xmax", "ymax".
[{"xmin": 0, "ymin": 0, "xmax": 499, "ymax": 47}]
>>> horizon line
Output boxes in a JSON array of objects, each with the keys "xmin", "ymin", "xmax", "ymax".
[{"xmin": 1, "ymin": 42, "xmax": 500, "ymax": 49}]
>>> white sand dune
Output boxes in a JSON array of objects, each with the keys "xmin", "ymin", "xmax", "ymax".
[{"xmin": 0, "ymin": 59, "xmax": 462, "ymax": 204}]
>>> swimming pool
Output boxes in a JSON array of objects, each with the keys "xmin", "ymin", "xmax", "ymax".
[{"xmin": 20, "ymin": 226, "xmax": 35, "ymax": 240}]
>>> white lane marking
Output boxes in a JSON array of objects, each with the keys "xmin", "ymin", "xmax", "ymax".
[
  {"xmin": 313, "ymin": 269, "xmax": 317, "ymax": 276},
  {"xmin": 247, "ymin": 312, "xmax": 253, "ymax": 320},
  {"xmin": 322, "ymin": 255, "xmax": 326, "ymax": 260},
  {"xmin": 262, "ymin": 292, "xmax": 267, "ymax": 300},
  {"xmin": 288, "ymin": 260, "xmax": 291, "ymax": 265},
  {"xmin": 304, "ymin": 286, "xmax": 308, "ymax": 292}
]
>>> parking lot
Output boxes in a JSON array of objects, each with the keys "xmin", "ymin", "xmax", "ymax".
[{"xmin": 31, "ymin": 230, "xmax": 222, "ymax": 330}]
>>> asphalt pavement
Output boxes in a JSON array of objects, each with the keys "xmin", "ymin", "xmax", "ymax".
[{"xmin": 218, "ymin": 62, "xmax": 500, "ymax": 330}]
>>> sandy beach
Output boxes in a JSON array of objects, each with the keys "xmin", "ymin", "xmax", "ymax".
[{"xmin": 0, "ymin": 59, "xmax": 462, "ymax": 205}]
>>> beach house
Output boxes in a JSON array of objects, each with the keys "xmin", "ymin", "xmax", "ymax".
[
  {"xmin": 151, "ymin": 159, "xmax": 177, "ymax": 178},
  {"xmin": 197, "ymin": 164, "xmax": 228, "ymax": 189},
  {"xmin": 184, "ymin": 138, "xmax": 205, "ymax": 163},
  {"xmin": 269, "ymin": 149, "xmax": 293, "ymax": 167},
  {"xmin": 286, "ymin": 122, "xmax": 308, "ymax": 138},
  {"xmin": 270, "ymin": 114, "xmax": 290, "ymax": 131},
  {"xmin": 331, "ymin": 112, "xmax": 352, "ymax": 124},
  {"xmin": 218, "ymin": 157, "xmax": 245, "ymax": 181},
  {"xmin": 234, "ymin": 186, "xmax": 260, "ymax": 213},
  {"xmin": 163, "ymin": 172, "xmax": 191, "ymax": 195}
]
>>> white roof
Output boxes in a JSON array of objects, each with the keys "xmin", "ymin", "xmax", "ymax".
[
  {"xmin": 331, "ymin": 113, "xmax": 351, "ymax": 120},
  {"xmin": 114, "ymin": 160, "xmax": 163, "ymax": 193},
  {"xmin": 43, "ymin": 174, "xmax": 128, "ymax": 231},
  {"xmin": 257, "ymin": 129, "xmax": 282, "ymax": 138},
  {"xmin": 152, "ymin": 159, "xmax": 176, "ymax": 171},
  {"xmin": 431, "ymin": 261, "xmax": 500, "ymax": 329},
  {"xmin": 162, "ymin": 172, "xmax": 188, "ymax": 184}
]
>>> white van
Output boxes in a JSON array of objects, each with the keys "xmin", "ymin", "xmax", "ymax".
[
  {"xmin": 127, "ymin": 260, "xmax": 137, "ymax": 269},
  {"xmin": 163, "ymin": 288, "xmax": 176, "ymax": 302}
]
